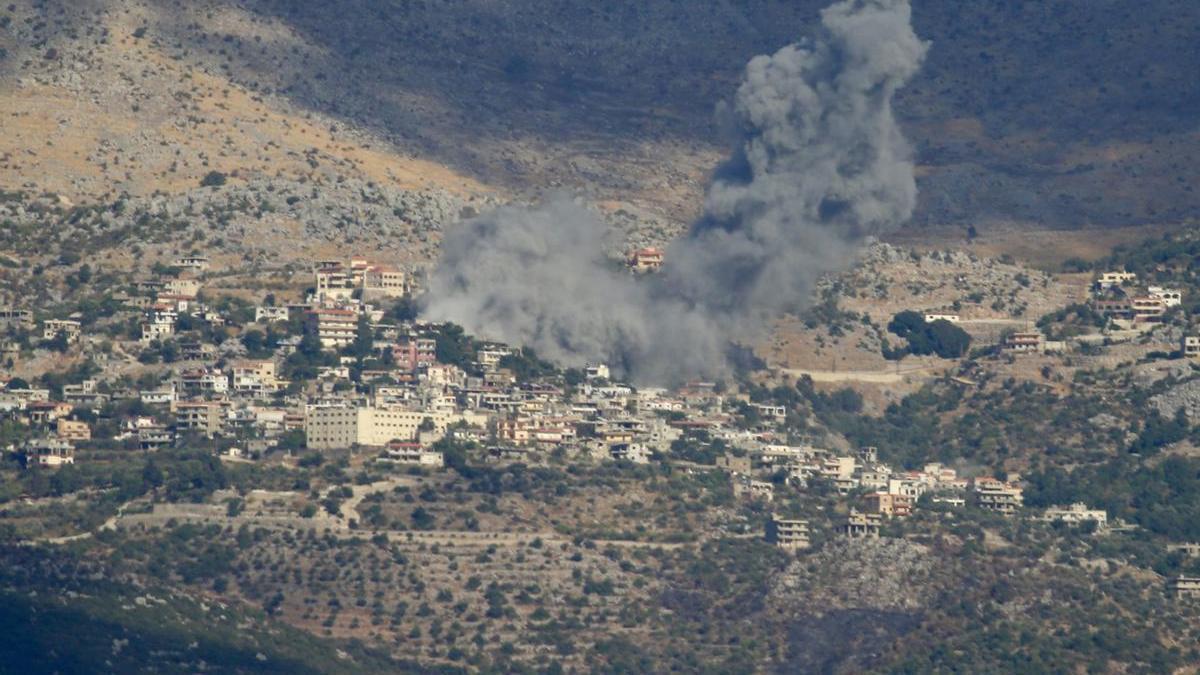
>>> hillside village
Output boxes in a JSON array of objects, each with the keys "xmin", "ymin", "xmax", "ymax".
[{"xmin": 4, "ymin": 234, "xmax": 1200, "ymax": 546}]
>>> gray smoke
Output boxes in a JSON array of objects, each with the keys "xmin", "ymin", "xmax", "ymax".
[{"xmin": 421, "ymin": 0, "xmax": 929, "ymax": 384}]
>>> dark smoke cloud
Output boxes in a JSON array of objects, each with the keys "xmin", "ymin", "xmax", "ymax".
[{"xmin": 421, "ymin": 0, "xmax": 928, "ymax": 384}]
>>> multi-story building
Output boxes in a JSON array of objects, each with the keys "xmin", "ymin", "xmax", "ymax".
[
  {"xmin": 392, "ymin": 336, "xmax": 437, "ymax": 371},
  {"xmin": 24, "ymin": 438, "xmax": 75, "ymax": 467},
  {"xmin": 1168, "ymin": 576, "xmax": 1200, "ymax": 599},
  {"xmin": 0, "ymin": 308, "xmax": 35, "ymax": 331},
  {"xmin": 314, "ymin": 265, "xmax": 355, "ymax": 302},
  {"xmin": 1131, "ymin": 296, "xmax": 1167, "ymax": 323},
  {"xmin": 42, "ymin": 319, "xmax": 81, "ymax": 343},
  {"xmin": 1148, "ymin": 286, "xmax": 1182, "ymax": 308},
  {"xmin": 1182, "ymin": 336, "xmax": 1200, "ymax": 359},
  {"xmin": 175, "ymin": 255, "xmax": 210, "ymax": 271},
  {"xmin": 141, "ymin": 304, "xmax": 177, "ymax": 343},
  {"xmin": 1003, "ymin": 331, "xmax": 1044, "ymax": 354},
  {"xmin": 843, "ymin": 509, "xmax": 882, "ymax": 538},
  {"xmin": 627, "ymin": 247, "xmax": 664, "ymax": 273},
  {"xmin": 306, "ymin": 309, "xmax": 357, "ymax": 349},
  {"xmin": 304, "ymin": 404, "xmax": 486, "ymax": 450},
  {"xmin": 362, "ymin": 265, "xmax": 409, "ymax": 298},
  {"xmin": 180, "ymin": 368, "xmax": 229, "ymax": 395},
  {"xmin": 55, "ymin": 418, "xmax": 91, "ymax": 442},
  {"xmin": 974, "ymin": 477, "xmax": 1024, "ymax": 514},
  {"xmin": 864, "ymin": 491, "xmax": 913, "ymax": 518},
  {"xmin": 230, "ymin": 360, "xmax": 279, "ymax": 395},
  {"xmin": 175, "ymin": 402, "xmax": 225, "ymax": 437},
  {"xmin": 765, "ymin": 515, "xmax": 810, "ymax": 551}
]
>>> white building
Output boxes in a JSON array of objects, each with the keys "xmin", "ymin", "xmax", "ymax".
[{"xmin": 1043, "ymin": 503, "xmax": 1107, "ymax": 527}]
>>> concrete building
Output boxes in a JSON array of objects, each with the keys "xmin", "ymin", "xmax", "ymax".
[
  {"xmin": 175, "ymin": 402, "xmax": 224, "ymax": 437},
  {"xmin": 306, "ymin": 309, "xmax": 357, "ymax": 349},
  {"xmin": 175, "ymin": 255, "xmax": 210, "ymax": 271},
  {"xmin": 362, "ymin": 265, "xmax": 409, "ymax": 298},
  {"xmin": 627, "ymin": 247, "xmax": 664, "ymax": 273},
  {"xmin": 23, "ymin": 438, "xmax": 75, "ymax": 467},
  {"xmin": 1003, "ymin": 331, "xmax": 1044, "ymax": 354},
  {"xmin": 842, "ymin": 509, "xmax": 882, "ymax": 538},
  {"xmin": 314, "ymin": 266, "xmax": 355, "ymax": 301},
  {"xmin": 1168, "ymin": 576, "xmax": 1200, "ymax": 599},
  {"xmin": 864, "ymin": 491, "xmax": 913, "ymax": 518},
  {"xmin": 42, "ymin": 319, "xmax": 81, "ymax": 343},
  {"xmin": 141, "ymin": 304, "xmax": 177, "ymax": 343},
  {"xmin": 1096, "ymin": 271, "xmax": 1136, "ymax": 289},
  {"xmin": 1148, "ymin": 286, "xmax": 1182, "ymax": 308},
  {"xmin": 255, "ymin": 306, "xmax": 290, "ymax": 324},
  {"xmin": 974, "ymin": 478, "xmax": 1024, "ymax": 514},
  {"xmin": 230, "ymin": 360, "xmax": 279, "ymax": 395},
  {"xmin": 304, "ymin": 404, "xmax": 485, "ymax": 450},
  {"xmin": 1131, "ymin": 296, "xmax": 1167, "ymax": 323},
  {"xmin": 1043, "ymin": 503, "xmax": 1107, "ymax": 527},
  {"xmin": 765, "ymin": 516, "xmax": 811, "ymax": 551},
  {"xmin": 1183, "ymin": 336, "xmax": 1200, "ymax": 359},
  {"xmin": 381, "ymin": 442, "xmax": 445, "ymax": 467},
  {"xmin": 924, "ymin": 313, "xmax": 960, "ymax": 323},
  {"xmin": 55, "ymin": 418, "xmax": 91, "ymax": 442},
  {"xmin": 0, "ymin": 308, "xmax": 35, "ymax": 331}
]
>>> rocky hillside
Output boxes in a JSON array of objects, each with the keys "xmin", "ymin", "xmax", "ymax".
[{"xmin": 1, "ymin": 0, "xmax": 1197, "ymax": 257}]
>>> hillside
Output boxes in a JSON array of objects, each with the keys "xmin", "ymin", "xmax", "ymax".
[{"xmin": 1, "ymin": 0, "xmax": 1198, "ymax": 255}]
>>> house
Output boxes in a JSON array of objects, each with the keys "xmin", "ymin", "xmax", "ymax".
[
  {"xmin": 863, "ymin": 491, "xmax": 913, "ymax": 518},
  {"xmin": 974, "ymin": 477, "xmax": 1023, "ymax": 514},
  {"xmin": 1168, "ymin": 576, "xmax": 1200, "ymax": 599},
  {"xmin": 27, "ymin": 401, "xmax": 73, "ymax": 425},
  {"xmin": 1130, "ymin": 296, "xmax": 1167, "ymax": 323},
  {"xmin": 924, "ymin": 313, "xmax": 960, "ymax": 323},
  {"xmin": 585, "ymin": 364, "xmax": 611, "ymax": 380},
  {"xmin": 1183, "ymin": 336, "xmax": 1200, "ymax": 359},
  {"xmin": 362, "ymin": 265, "xmax": 409, "ymax": 298},
  {"xmin": 1148, "ymin": 286, "xmax": 1183, "ymax": 308},
  {"xmin": 381, "ymin": 441, "xmax": 445, "ymax": 467},
  {"xmin": 1043, "ymin": 503, "xmax": 1107, "ymax": 527},
  {"xmin": 42, "ymin": 318, "xmax": 82, "ymax": 343},
  {"xmin": 255, "ymin": 306, "xmax": 290, "ymax": 324},
  {"xmin": 140, "ymin": 386, "xmax": 177, "ymax": 405},
  {"xmin": 314, "ymin": 265, "xmax": 355, "ymax": 302},
  {"xmin": 141, "ymin": 304, "xmax": 177, "ymax": 343},
  {"xmin": 306, "ymin": 308, "xmax": 357, "ymax": 349},
  {"xmin": 0, "ymin": 308, "xmax": 34, "ymax": 331},
  {"xmin": 627, "ymin": 247, "xmax": 664, "ymax": 273},
  {"xmin": 765, "ymin": 516, "xmax": 810, "ymax": 551},
  {"xmin": 23, "ymin": 438, "xmax": 74, "ymax": 467},
  {"xmin": 1093, "ymin": 298, "xmax": 1133, "ymax": 318},
  {"xmin": 138, "ymin": 425, "xmax": 174, "ymax": 451},
  {"xmin": 230, "ymin": 360, "xmax": 280, "ymax": 395},
  {"xmin": 1096, "ymin": 271, "xmax": 1136, "ymax": 289},
  {"xmin": 55, "ymin": 418, "xmax": 91, "ymax": 442},
  {"xmin": 180, "ymin": 368, "xmax": 229, "ymax": 395},
  {"xmin": 175, "ymin": 255, "xmax": 210, "ymax": 271},
  {"xmin": 1002, "ymin": 331, "xmax": 1044, "ymax": 354},
  {"xmin": 163, "ymin": 278, "xmax": 201, "ymax": 297},
  {"xmin": 716, "ymin": 454, "xmax": 752, "ymax": 473}
]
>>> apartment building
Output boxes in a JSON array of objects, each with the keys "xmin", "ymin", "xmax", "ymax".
[
  {"xmin": 175, "ymin": 402, "xmax": 225, "ymax": 437},
  {"xmin": 765, "ymin": 515, "xmax": 811, "ymax": 551},
  {"xmin": 974, "ymin": 478, "xmax": 1024, "ymax": 514},
  {"xmin": 306, "ymin": 308, "xmax": 357, "ymax": 349}
]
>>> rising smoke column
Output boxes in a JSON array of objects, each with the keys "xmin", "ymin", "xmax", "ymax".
[{"xmin": 421, "ymin": 0, "xmax": 928, "ymax": 383}]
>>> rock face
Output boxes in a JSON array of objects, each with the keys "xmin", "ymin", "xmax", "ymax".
[
  {"xmin": 1151, "ymin": 376, "xmax": 1200, "ymax": 419},
  {"xmin": 771, "ymin": 537, "xmax": 939, "ymax": 613}
]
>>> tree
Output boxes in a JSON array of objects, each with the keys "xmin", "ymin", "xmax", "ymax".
[{"xmin": 200, "ymin": 171, "xmax": 228, "ymax": 187}]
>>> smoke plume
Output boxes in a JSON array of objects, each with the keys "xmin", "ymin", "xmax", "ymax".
[{"xmin": 421, "ymin": 0, "xmax": 929, "ymax": 384}]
